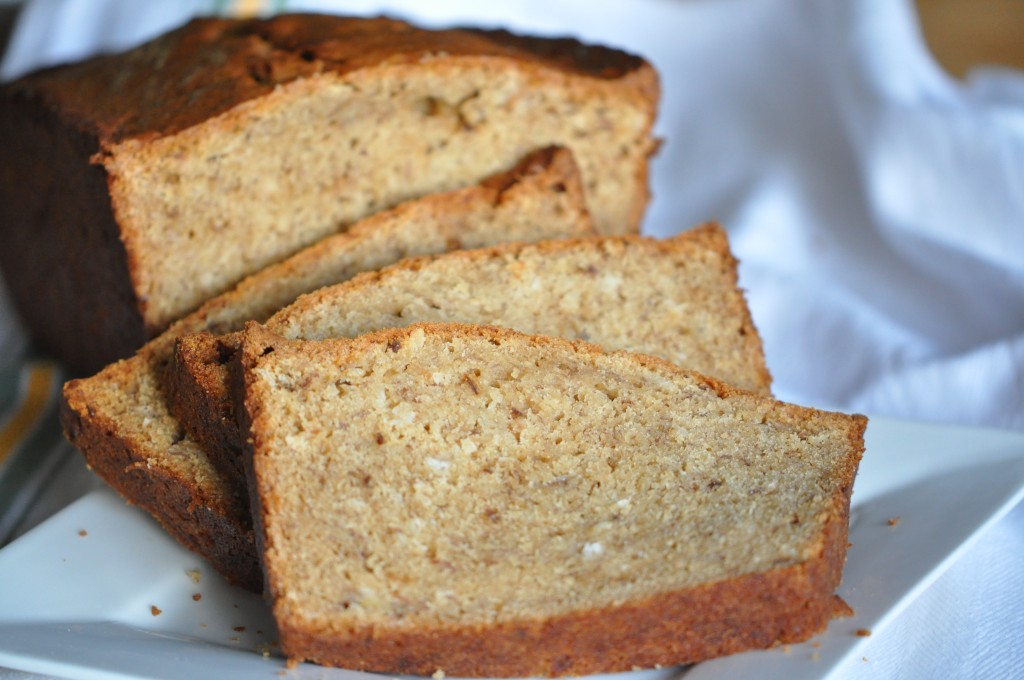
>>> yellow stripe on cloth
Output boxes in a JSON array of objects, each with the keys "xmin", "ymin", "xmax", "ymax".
[
  {"xmin": 0, "ymin": 363, "xmax": 58, "ymax": 467},
  {"xmin": 233, "ymin": 0, "xmax": 270, "ymax": 18}
]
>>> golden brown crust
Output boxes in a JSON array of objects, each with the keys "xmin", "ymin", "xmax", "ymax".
[
  {"xmin": 165, "ymin": 332, "xmax": 247, "ymax": 492},
  {"xmin": 236, "ymin": 322, "xmax": 864, "ymax": 676},
  {"xmin": 7, "ymin": 14, "xmax": 656, "ymax": 145},
  {"xmin": 60, "ymin": 370, "xmax": 261, "ymax": 592},
  {"xmin": 479, "ymin": 144, "xmax": 588, "ymax": 212},
  {"xmin": 278, "ymin": 558, "xmax": 839, "ymax": 677},
  {"xmin": 233, "ymin": 323, "xmax": 297, "ymax": 599}
]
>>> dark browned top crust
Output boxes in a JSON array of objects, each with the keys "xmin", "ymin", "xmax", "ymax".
[
  {"xmin": 0, "ymin": 89, "xmax": 146, "ymax": 374},
  {"xmin": 5, "ymin": 13, "xmax": 655, "ymax": 144}
]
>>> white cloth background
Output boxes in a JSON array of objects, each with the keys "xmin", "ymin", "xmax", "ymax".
[{"xmin": 1, "ymin": 0, "xmax": 1022, "ymax": 678}]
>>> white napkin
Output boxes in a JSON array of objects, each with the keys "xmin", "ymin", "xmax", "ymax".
[{"xmin": 1, "ymin": 1, "xmax": 1022, "ymax": 678}]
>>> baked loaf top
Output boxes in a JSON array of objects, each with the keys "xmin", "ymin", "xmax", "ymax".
[
  {"xmin": 60, "ymin": 148, "xmax": 594, "ymax": 592},
  {"xmin": 236, "ymin": 322, "xmax": 866, "ymax": 677},
  {"xmin": 8, "ymin": 14, "xmax": 654, "ymax": 144}
]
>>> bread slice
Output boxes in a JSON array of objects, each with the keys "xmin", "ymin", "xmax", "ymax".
[
  {"xmin": 60, "ymin": 148, "xmax": 594, "ymax": 591},
  {"xmin": 166, "ymin": 223, "xmax": 772, "ymax": 500},
  {"xmin": 0, "ymin": 13, "xmax": 658, "ymax": 372},
  {"xmin": 236, "ymin": 322, "xmax": 866, "ymax": 677}
]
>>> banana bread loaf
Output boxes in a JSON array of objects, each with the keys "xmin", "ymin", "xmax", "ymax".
[
  {"xmin": 166, "ymin": 223, "xmax": 771, "ymax": 500},
  {"xmin": 2, "ymin": 13, "xmax": 658, "ymax": 372},
  {"xmin": 235, "ymin": 322, "xmax": 866, "ymax": 676},
  {"xmin": 60, "ymin": 148, "xmax": 594, "ymax": 592}
]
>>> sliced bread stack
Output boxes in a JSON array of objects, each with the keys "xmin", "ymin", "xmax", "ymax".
[
  {"xmin": 61, "ymin": 147, "xmax": 596, "ymax": 592},
  {"xmin": 64, "ymin": 203, "xmax": 867, "ymax": 675},
  {"xmin": 164, "ymin": 223, "xmax": 771, "ymax": 502},
  {"xmin": 46, "ymin": 13, "xmax": 868, "ymax": 677}
]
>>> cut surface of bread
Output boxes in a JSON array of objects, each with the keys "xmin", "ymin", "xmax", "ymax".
[
  {"xmin": 236, "ymin": 323, "xmax": 866, "ymax": 677},
  {"xmin": 60, "ymin": 148, "xmax": 593, "ymax": 592},
  {"xmin": 0, "ymin": 13, "xmax": 658, "ymax": 371},
  {"xmin": 167, "ymin": 223, "xmax": 771, "ymax": 500}
]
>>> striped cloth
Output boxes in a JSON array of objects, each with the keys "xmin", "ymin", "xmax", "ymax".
[{"xmin": 0, "ymin": 275, "xmax": 103, "ymax": 548}]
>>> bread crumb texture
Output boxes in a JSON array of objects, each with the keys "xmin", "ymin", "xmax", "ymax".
[
  {"xmin": 58, "ymin": 143, "xmax": 593, "ymax": 593},
  {"xmin": 270, "ymin": 225, "xmax": 771, "ymax": 395},
  {"xmin": 242, "ymin": 323, "xmax": 865, "ymax": 675},
  {"xmin": 99, "ymin": 16, "xmax": 657, "ymax": 328}
]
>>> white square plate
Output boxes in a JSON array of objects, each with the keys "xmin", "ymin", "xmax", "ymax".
[{"xmin": 0, "ymin": 416, "xmax": 1023, "ymax": 680}]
